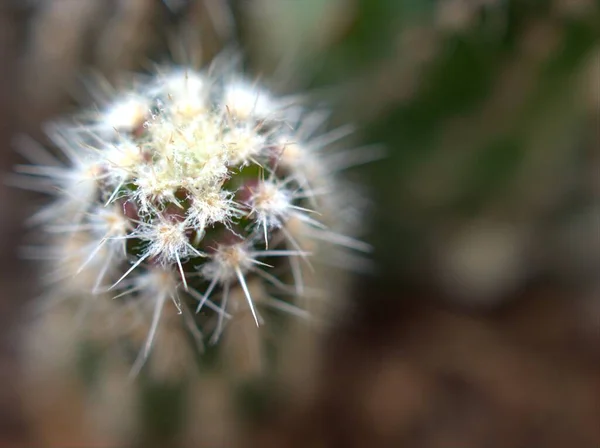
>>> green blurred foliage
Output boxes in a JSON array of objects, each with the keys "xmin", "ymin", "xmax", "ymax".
[{"xmin": 247, "ymin": 0, "xmax": 598, "ymax": 285}]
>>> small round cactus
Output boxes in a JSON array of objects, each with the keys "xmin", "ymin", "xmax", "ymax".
[{"xmin": 16, "ymin": 60, "xmax": 371, "ymax": 377}]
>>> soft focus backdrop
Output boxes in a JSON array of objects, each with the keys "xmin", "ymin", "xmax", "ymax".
[{"xmin": 1, "ymin": 0, "xmax": 599, "ymax": 446}]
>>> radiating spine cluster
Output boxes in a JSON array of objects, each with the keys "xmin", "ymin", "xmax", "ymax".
[{"xmin": 16, "ymin": 63, "xmax": 371, "ymax": 374}]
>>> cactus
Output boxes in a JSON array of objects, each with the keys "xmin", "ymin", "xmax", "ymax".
[{"xmin": 15, "ymin": 14, "xmax": 374, "ymax": 446}]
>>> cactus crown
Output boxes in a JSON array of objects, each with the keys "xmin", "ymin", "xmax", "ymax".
[{"xmin": 16, "ymin": 62, "xmax": 371, "ymax": 374}]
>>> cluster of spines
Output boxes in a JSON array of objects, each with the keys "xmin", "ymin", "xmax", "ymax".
[{"xmin": 15, "ymin": 63, "xmax": 372, "ymax": 374}]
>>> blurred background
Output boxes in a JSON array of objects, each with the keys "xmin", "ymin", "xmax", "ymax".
[{"xmin": 0, "ymin": 0, "xmax": 599, "ymax": 446}]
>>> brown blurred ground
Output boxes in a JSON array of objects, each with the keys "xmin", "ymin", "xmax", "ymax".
[{"xmin": 251, "ymin": 283, "xmax": 600, "ymax": 448}]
